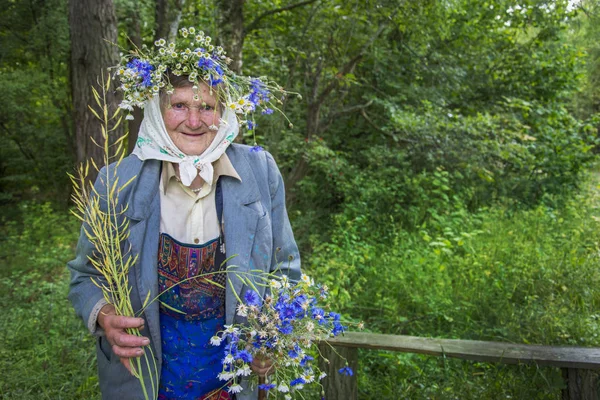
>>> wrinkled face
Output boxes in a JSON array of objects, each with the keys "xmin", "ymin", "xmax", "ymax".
[{"xmin": 161, "ymin": 83, "xmax": 222, "ymax": 156}]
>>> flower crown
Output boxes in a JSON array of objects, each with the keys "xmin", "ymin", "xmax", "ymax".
[{"xmin": 115, "ymin": 27, "xmax": 291, "ymax": 130}]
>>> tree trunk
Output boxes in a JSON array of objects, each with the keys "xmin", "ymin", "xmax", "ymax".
[
  {"xmin": 167, "ymin": 0, "xmax": 184, "ymax": 41},
  {"xmin": 155, "ymin": 0, "xmax": 169, "ymax": 40},
  {"xmin": 155, "ymin": 0, "xmax": 184, "ymax": 42},
  {"xmin": 216, "ymin": 0, "xmax": 245, "ymax": 74},
  {"xmin": 126, "ymin": 2, "xmax": 143, "ymax": 154},
  {"xmin": 69, "ymin": 0, "xmax": 122, "ymax": 182},
  {"xmin": 285, "ymin": 100, "xmax": 320, "ymax": 206},
  {"xmin": 128, "ymin": 0, "xmax": 185, "ymax": 154}
]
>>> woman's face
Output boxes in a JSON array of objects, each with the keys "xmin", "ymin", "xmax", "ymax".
[{"xmin": 161, "ymin": 83, "xmax": 222, "ymax": 156}]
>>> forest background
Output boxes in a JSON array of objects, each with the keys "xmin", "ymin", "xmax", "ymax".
[{"xmin": 1, "ymin": 0, "xmax": 600, "ymax": 398}]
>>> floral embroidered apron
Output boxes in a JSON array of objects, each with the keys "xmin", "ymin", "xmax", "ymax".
[{"xmin": 157, "ymin": 182, "xmax": 231, "ymax": 400}]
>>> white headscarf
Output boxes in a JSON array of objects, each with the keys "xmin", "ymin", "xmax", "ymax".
[{"xmin": 132, "ymin": 95, "xmax": 238, "ymax": 187}]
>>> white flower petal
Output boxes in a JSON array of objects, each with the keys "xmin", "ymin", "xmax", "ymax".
[{"xmin": 228, "ymin": 384, "xmax": 243, "ymax": 394}]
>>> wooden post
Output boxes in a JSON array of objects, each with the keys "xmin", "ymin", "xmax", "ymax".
[
  {"xmin": 318, "ymin": 342, "xmax": 358, "ymax": 400},
  {"xmin": 561, "ymin": 368, "xmax": 599, "ymax": 400},
  {"xmin": 258, "ymin": 376, "xmax": 266, "ymax": 400}
]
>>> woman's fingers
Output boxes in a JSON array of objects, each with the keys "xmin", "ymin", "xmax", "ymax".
[
  {"xmin": 112, "ymin": 342, "xmax": 146, "ymax": 358},
  {"xmin": 101, "ymin": 311, "xmax": 149, "ymax": 359},
  {"xmin": 97, "ymin": 304, "xmax": 148, "ymax": 375},
  {"xmin": 112, "ymin": 331, "xmax": 150, "ymax": 348},
  {"xmin": 108, "ymin": 315, "xmax": 145, "ymax": 330}
]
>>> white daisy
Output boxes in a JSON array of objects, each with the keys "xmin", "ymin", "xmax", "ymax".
[
  {"xmin": 301, "ymin": 274, "xmax": 313, "ymax": 286},
  {"xmin": 236, "ymin": 303, "xmax": 248, "ymax": 317},
  {"xmin": 235, "ymin": 364, "xmax": 252, "ymax": 377},
  {"xmin": 277, "ymin": 383, "xmax": 290, "ymax": 393},
  {"xmin": 270, "ymin": 279, "xmax": 282, "ymax": 289},
  {"xmin": 228, "ymin": 384, "xmax": 243, "ymax": 394},
  {"xmin": 217, "ymin": 371, "xmax": 234, "ymax": 381}
]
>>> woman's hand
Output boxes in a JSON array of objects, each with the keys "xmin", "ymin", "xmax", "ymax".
[
  {"xmin": 250, "ymin": 354, "xmax": 274, "ymax": 377},
  {"xmin": 97, "ymin": 304, "xmax": 149, "ymax": 374}
]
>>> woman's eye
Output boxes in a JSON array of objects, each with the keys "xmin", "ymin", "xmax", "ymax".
[
  {"xmin": 203, "ymin": 104, "xmax": 213, "ymax": 111},
  {"xmin": 173, "ymin": 103, "xmax": 185, "ymax": 109}
]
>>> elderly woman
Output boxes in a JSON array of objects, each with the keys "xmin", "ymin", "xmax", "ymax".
[{"xmin": 67, "ymin": 28, "xmax": 300, "ymax": 400}]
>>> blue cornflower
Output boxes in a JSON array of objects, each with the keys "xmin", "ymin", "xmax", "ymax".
[
  {"xmin": 252, "ymin": 338, "xmax": 264, "ymax": 349},
  {"xmin": 197, "ymin": 57, "xmax": 216, "ymax": 70},
  {"xmin": 248, "ymin": 78, "xmax": 271, "ymax": 109},
  {"xmin": 126, "ymin": 58, "xmax": 154, "ymax": 88},
  {"xmin": 279, "ymin": 303, "xmax": 299, "ymax": 320},
  {"xmin": 288, "ymin": 348, "xmax": 300, "ymax": 359},
  {"xmin": 312, "ymin": 307, "xmax": 326, "ymax": 324},
  {"xmin": 300, "ymin": 355, "xmax": 314, "ymax": 367},
  {"xmin": 244, "ymin": 289, "xmax": 262, "ymax": 307},
  {"xmin": 197, "ymin": 57, "xmax": 224, "ymax": 86},
  {"xmin": 293, "ymin": 294, "xmax": 308, "ymax": 312},
  {"xmin": 236, "ymin": 350, "xmax": 253, "ymax": 363},
  {"xmin": 224, "ymin": 342, "xmax": 238, "ymax": 356},
  {"xmin": 318, "ymin": 284, "xmax": 328, "ymax": 298},
  {"xmin": 276, "ymin": 293, "xmax": 290, "ymax": 306},
  {"xmin": 331, "ymin": 321, "xmax": 346, "ymax": 336},
  {"xmin": 262, "ymin": 108, "xmax": 274, "ymax": 115},
  {"xmin": 328, "ymin": 312, "xmax": 341, "ymax": 321},
  {"xmin": 250, "ymin": 145, "xmax": 263, "ymax": 153},
  {"xmin": 278, "ymin": 321, "xmax": 293, "ymax": 335},
  {"xmin": 290, "ymin": 377, "xmax": 306, "ymax": 386},
  {"xmin": 209, "ymin": 71, "xmax": 224, "ymax": 86},
  {"xmin": 264, "ymin": 337, "xmax": 278, "ymax": 349},
  {"xmin": 258, "ymin": 383, "xmax": 276, "ymax": 390},
  {"xmin": 338, "ymin": 366, "xmax": 353, "ymax": 376},
  {"xmin": 246, "ymin": 120, "xmax": 255, "ymax": 130},
  {"xmin": 276, "ymin": 295, "xmax": 304, "ymax": 321}
]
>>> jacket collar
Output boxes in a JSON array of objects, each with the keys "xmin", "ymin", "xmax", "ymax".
[{"xmin": 123, "ymin": 145, "xmax": 260, "ymax": 221}]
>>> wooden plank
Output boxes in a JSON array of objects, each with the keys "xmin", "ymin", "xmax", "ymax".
[
  {"xmin": 562, "ymin": 368, "xmax": 600, "ymax": 400},
  {"xmin": 324, "ymin": 332, "xmax": 600, "ymax": 370},
  {"xmin": 318, "ymin": 343, "xmax": 358, "ymax": 400}
]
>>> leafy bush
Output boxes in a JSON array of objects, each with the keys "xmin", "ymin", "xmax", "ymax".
[{"xmin": 306, "ymin": 172, "xmax": 600, "ymax": 398}]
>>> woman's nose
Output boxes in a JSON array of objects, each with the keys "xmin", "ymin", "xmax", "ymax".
[{"xmin": 185, "ymin": 109, "xmax": 204, "ymax": 129}]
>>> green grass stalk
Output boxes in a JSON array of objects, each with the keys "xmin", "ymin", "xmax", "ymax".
[{"xmin": 68, "ymin": 72, "xmax": 157, "ymax": 400}]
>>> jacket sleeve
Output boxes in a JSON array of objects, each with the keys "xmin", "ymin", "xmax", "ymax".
[
  {"xmin": 265, "ymin": 151, "xmax": 301, "ymax": 281},
  {"xmin": 66, "ymin": 167, "xmax": 110, "ymax": 336}
]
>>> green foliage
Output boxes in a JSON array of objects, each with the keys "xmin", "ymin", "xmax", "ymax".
[
  {"xmin": 385, "ymin": 99, "xmax": 598, "ymax": 206},
  {"xmin": 307, "ymin": 172, "xmax": 600, "ymax": 398},
  {"xmin": 0, "ymin": 0, "xmax": 73, "ymax": 204},
  {"xmin": 358, "ymin": 352, "xmax": 565, "ymax": 399},
  {"xmin": 0, "ymin": 203, "xmax": 98, "ymax": 399}
]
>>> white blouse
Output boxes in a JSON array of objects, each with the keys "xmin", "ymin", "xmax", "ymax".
[{"xmin": 159, "ymin": 153, "xmax": 241, "ymax": 244}]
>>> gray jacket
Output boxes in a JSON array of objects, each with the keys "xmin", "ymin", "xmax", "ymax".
[{"xmin": 67, "ymin": 144, "xmax": 301, "ymax": 400}]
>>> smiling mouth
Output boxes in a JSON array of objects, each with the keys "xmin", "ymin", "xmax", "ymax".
[{"xmin": 181, "ymin": 132, "xmax": 206, "ymax": 137}]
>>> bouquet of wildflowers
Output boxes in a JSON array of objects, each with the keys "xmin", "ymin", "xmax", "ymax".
[{"xmin": 211, "ymin": 273, "xmax": 355, "ymax": 398}]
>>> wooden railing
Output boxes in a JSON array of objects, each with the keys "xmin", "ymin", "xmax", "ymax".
[{"xmin": 318, "ymin": 332, "xmax": 600, "ymax": 400}]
